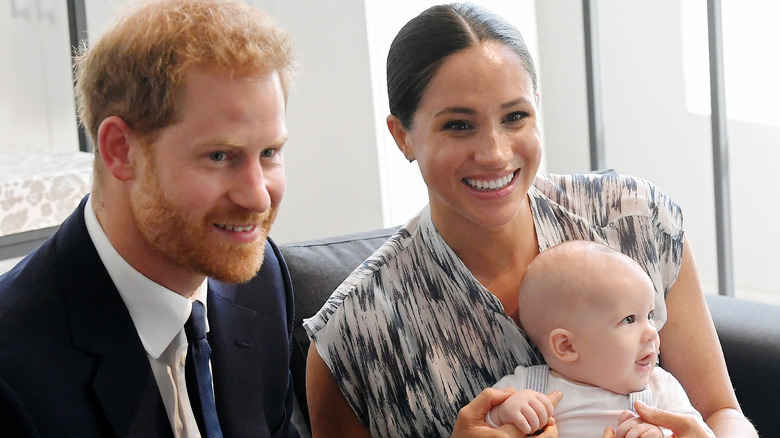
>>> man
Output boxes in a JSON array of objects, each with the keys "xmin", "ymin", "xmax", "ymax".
[{"xmin": 0, "ymin": 0, "xmax": 299, "ymax": 436}]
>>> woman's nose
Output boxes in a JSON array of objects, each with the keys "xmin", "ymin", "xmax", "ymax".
[{"xmin": 474, "ymin": 129, "xmax": 513, "ymax": 165}]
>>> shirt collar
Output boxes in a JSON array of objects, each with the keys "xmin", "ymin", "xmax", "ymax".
[{"xmin": 84, "ymin": 196, "xmax": 209, "ymax": 359}]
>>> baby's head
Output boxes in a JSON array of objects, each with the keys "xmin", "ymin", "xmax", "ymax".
[{"xmin": 518, "ymin": 240, "xmax": 660, "ymax": 394}]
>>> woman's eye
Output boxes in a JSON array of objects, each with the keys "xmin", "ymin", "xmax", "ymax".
[
  {"xmin": 622, "ymin": 315, "xmax": 636, "ymax": 324},
  {"xmin": 504, "ymin": 111, "xmax": 529, "ymax": 123},
  {"xmin": 443, "ymin": 120, "xmax": 472, "ymax": 131},
  {"xmin": 209, "ymin": 151, "xmax": 227, "ymax": 162}
]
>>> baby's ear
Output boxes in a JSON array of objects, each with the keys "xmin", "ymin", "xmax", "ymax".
[{"xmin": 549, "ymin": 328, "xmax": 578, "ymax": 362}]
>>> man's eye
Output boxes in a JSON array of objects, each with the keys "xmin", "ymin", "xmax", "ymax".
[
  {"xmin": 209, "ymin": 151, "xmax": 227, "ymax": 161},
  {"xmin": 443, "ymin": 120, "xmax": 472, "ymax": 131},
  {"xmin": 622, "ymin": 315, "xmax": 636, "ymax": 324},
  {"xmin": 261, "ymin": 148, "xmax": 277, "ymax": 158}
]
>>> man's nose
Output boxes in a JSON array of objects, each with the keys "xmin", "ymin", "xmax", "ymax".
[{"xmin": 230, "ymin": 160, "xmax": 271, "ymax": 213}]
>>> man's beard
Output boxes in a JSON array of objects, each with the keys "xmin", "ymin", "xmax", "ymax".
[{"xmin": 130, "ymin": 161, "xmax": 277, "ymax": 283}]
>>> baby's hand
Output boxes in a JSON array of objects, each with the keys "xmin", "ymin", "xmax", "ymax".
[{"xmin": 485, "ymin": 389, "xmax": 560, "ymax": 435}]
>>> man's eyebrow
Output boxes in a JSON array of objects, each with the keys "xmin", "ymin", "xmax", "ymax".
[
  {"xmin": 270, "ymin": 135, "xmax": 289, "ymax": 147},
  {"xmin": 199, "ymin": 135, "xmax": 289, "ymax": 149},
  {"xmin": 212, "ymin": 139, "xmax": 245, "ymax": 148}
]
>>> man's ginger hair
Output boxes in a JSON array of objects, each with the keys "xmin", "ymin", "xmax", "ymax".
[{"xmin": 74, "ymin": 0, "xmax": 296, "ymax": 184}]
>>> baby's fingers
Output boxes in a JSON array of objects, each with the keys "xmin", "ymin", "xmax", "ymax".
[{"xmin": 521, "ymin": 391, "xmax": 558, "ymax": 432}]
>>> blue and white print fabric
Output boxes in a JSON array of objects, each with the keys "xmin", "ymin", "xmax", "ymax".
[{"xmin": 304, "ymin": 172, "xmax": 684, "ymax": 438}]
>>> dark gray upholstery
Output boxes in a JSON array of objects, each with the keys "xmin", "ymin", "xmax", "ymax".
[
  {"xmin": 280, "ymin": 229, "xmax": 780, "ymax": 436},
  {"xmin": 704, "ymin": 294, "xmax": 780, "ymax": 435},
  {"xmin": 280, "ymin": 227, "xmax": 398, "ymax": 430}
]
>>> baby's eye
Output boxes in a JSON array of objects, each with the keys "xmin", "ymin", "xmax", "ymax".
[
  {"xmin": 209, "ymin": 151, "xmax": 228, "ymax": 162},
  {"xmin": 648, "ymin": 310, "xmax": 655, "ymax": 320},
  {"xmin": 622, "ymin": 315, "xmax": 636, "ymax": 324},
  {"xmin": 443, "ymin": 120, "xmax": 473, "ymax": 131}
]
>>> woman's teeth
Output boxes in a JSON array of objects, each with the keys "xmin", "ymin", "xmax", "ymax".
[{"xmin": 464, "ymin": 172, "xmax": 515, "ymax": 191}]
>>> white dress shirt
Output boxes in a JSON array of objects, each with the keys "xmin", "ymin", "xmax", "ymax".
[{"xmin": 84, "ymin": 196, "xmax": 207, "ymax": 438}]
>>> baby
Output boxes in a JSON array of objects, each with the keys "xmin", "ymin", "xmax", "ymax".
[{"xmin": 486, "ymin": 240, "xmax": 714, "ymax": 437}]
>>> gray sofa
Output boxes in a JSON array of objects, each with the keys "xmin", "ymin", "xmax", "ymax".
[{"xmin": 280, "ymin": 227, "xmax": 780, "ymax": 436}]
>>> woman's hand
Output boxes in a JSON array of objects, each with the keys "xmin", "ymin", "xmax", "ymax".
[
  {"xmin": 613, "ymin": 409, "xmax": 667, "ymax": 438},
  {"xmin": 451, "ymin": 388, "xmax": 562, "ymax": 438},
  {"xmin": 612, "ymin": 401, "xmax": 713, "ymax": 438}
]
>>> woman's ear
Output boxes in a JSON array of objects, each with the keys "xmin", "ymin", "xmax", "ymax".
[
  {"xmin": 386, "ymin": 115, "xmax": 414, "ymax": 161},
  {"xmin": 549, "ymin": 328, "xmax": 578, "ymax": 362},
  {"xmin": 97, "ymin": 116, "xmax": 139, "ymax": 181}
]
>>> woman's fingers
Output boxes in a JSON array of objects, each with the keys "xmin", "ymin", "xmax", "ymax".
[
  {"xmin": 634, "ymin": 401, "xmax": 709, "ymax": 437},
  {"xmin": 452, "ymin": 387, "xmax": 516, "ymax": 437}
]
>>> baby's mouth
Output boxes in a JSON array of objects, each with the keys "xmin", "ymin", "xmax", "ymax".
[{"xmin": 636, "ymin": 352, "xmax": 657, "ymax": 368}]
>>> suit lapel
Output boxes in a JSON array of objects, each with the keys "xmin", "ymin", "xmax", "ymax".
[
  {"xmin": 206, "ymin": 239, "xmax": 297, "ymax": 438},
  {"xmin": 57, "ymin": 198, "xmax": 172, "ymax": 437},
  {"xmin": 208, "ymin": 280, "xmax": 268, "ymax": 435}
]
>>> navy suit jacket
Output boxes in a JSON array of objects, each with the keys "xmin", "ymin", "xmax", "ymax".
[{"xmin": 0, "ymin": 197, "xmax": 300, "ymax": 438}]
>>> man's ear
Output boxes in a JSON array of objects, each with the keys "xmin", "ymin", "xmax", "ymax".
[
  {"xmin": 386, "ymin": 115, "xmax": 414, "ymax": 161},
  {"xmin": 549, "ymin": 328, "xmax": 578, "ymax": 362},
  {"xmin": 97, "ymin": 115, "xmax": 140, "ymax": 181}
]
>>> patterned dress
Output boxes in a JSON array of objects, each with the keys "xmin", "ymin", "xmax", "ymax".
[{"xmin": 304, "ymin": 173, "xmax": 685, "ymax": 437}]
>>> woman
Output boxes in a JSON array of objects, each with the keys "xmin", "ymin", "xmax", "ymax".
[{"xmin": 304, "ymin": 4, "xmax": 756, "ymax": 437}]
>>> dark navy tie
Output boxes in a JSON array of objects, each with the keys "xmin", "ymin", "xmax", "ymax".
[{"xmin": 184, "ymin": 300, "xmax": 223, "ymax": 438}]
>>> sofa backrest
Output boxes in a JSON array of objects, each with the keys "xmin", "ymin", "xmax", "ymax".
[
  {"xmin": 280, "ymin": 226, "xmax": 399, "ymax": 354},
  {"xmin": 279, "ymin": 226, "xmax": 398, "ymax": 429}
]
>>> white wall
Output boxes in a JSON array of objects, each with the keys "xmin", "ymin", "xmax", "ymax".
[
  {"xmin": 251, "ymin": 0, "xmax": 386, "ymax": 243},
  {"xmin": 536, "ymin": 0, "xmax": 780, "ymax": 304},
  {"xmin": 4, "ymin": 0, "xmax": 778, "ymax": 305},
  {"xmin": 1, "ymin": 0, "xmax": 78, "ymax": 153},
  {"xmin": 538, "ymin": 1, "xmax": 716, "ymax": 294},
  {"xmin": 533, "ymin": 1, "xmax": 590, "ymax": 176},
  {"xmin": 258, "ymin": 0, "xmax": 540, "ymax": 241}
]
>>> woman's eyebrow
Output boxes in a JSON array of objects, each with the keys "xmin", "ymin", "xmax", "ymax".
[
  {"xmin": 434, "ymin": 107, "xmax": 476, "ymax": 117},
  {"xmin": 501, "ymin": 97, "xmax": 532, "ymax": 109},
  {"xmin": 434, "ymin": 97, "xmax": 533, "ymax": 117}
]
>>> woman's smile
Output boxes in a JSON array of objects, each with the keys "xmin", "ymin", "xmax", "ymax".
[{"xmin": 463, "ymin": 170, "xmax": 517, "ymax": 191}]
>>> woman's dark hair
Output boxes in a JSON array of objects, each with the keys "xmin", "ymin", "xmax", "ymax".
[{"xmin": 387, "ymin": 3, "xmax": 537, "ymax": 128}]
